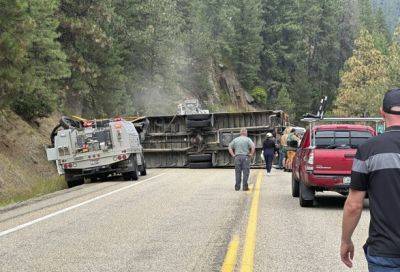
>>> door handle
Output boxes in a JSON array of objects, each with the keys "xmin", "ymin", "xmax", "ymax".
[{"xmin": 344, "ymin": 154, "xmax": 355, "ymax": 158}]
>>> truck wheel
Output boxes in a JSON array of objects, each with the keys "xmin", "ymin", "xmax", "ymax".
[
  {"xmin": 65, "ymin": 174, "xmax": 84, "ymax": 188},
  {"xmin": 292, "ymin": 174, "xmax": 300, "ymax": 197},
  {"xmin": 186, "ymin": 119, "xmax": 212, "ymax": 129},
  {"xmin": 75, "ymin": 178, "xmax": 84, "ymax": 186},
  {"xmin": 66, "ymin": 179, "xmax": 76, "ymax": 188},
  {"xmin": 299, "ymin": 182, "xmax": 315, "ymax": 207},
  {"xmin": 139, "ymin": 155, "xmax": 147, "ymax": 176},
  {"xmin": 189, "ymin": 162, "xmax": 212, "ymax": 169},
  {"xmin": 188, "ymin": 154, "xmax": 212, "ymax": 163},
  {"xmin": 123, "ymin": 156, "xmax": 139, "ymax": 181},
  {"xmin": 140, "ymin": 163, "xmax": 147, "ymax": 176},
  {"xmin": 123, "ymin": 171, "xmax": 138, "ymax": 181}
]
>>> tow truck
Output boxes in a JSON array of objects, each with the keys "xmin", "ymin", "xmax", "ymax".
[{"xmin": 46, "ymin": 117, "xmax": 147, "ymax": 188}]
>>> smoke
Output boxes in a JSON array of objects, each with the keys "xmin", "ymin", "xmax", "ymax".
[
  {"xmin": 127, "ymin": 43, "xmax": 212, "ymax": 116},
  {"xmin": 131, "ymin": 85, "xmax": 182, "ymax": 116}
]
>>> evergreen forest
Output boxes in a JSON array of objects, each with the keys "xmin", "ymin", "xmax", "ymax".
[{"xmin": 1, "ymin": 0, "xmax": 400, "ymax": 121}]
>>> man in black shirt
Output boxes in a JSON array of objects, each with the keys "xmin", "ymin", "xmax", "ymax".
[{"xmin": 341, "ymin": 88, "xmax": 400, "ymax": 271}]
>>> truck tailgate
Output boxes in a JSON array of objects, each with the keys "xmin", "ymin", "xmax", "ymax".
[{"xmin": 313, "ymin": 149, "xmax": 356, "ymax": 175}]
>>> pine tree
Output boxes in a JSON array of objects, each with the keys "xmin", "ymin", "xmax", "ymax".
[
  {"xmin": 231, "ymin": 0, "xmax": 263, "ymax": 90},
  {"xmin": 275, "ymin": 87, "xmax": 294, "ymax": 117},
  {"xmin": 334, "ymin": 29, "xmax": 389, "ymax": 116},
  {"xmin": 260, "ymin": 0, "xmax": 301, "ymax": 85},
  {"xmin": 0, "ymin": 1, "xmax": 31, "ymax": 109},
  {"xmin": 115, "ymin": 0, "xmax": 185, "ymax": 115},
  {"xmin": 58, "ymin": 0, "xmax": 128, "ymax": 117},
  {"xmin": 11, "ymin": 0, "xmax": 70, "ymax": 120}
]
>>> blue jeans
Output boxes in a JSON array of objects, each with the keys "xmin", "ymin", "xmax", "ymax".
[
  {"xmin": 234, "ymin": 155, "xmax": 250, "ymax": 189},
  {"xmin": 278, "ymin": 149, "xmax": 285, "ymax": 168},
  {"xmin": 365, "ymin": 247, "xmax": 400, "ymax": 271}
]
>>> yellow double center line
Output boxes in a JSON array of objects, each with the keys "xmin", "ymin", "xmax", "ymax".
[{"xmin": 221, "ymin": 170, "xmax": 263, "ymax": 272}]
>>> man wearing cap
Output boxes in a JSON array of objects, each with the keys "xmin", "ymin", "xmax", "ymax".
[
  {"xmin": 341, "ymin": 89, "xmax": 400, "ymax": 271},
  {"xmin": 262, "ymin": 133, "xmax": 277, "ymax": 176},
  {"xmin": 228, "ymin": 128, "xmax": 256, "ymax": 191}
]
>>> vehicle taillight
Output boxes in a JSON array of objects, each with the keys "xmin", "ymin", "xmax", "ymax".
[
  {"xmin": 63, "ymin": 163, "xmax": 73, "ymax": 169},
  {"xmin": 117, "ymin": 154, "xmax": 128, "ymax": 161},
  {"xmin": 306, "ymin": 151, "xmax": 314, "ymax": 172}
]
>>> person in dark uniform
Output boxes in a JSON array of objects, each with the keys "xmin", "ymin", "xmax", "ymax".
[
  {"xmin": 262, "ymin": 133, "xmax": 277, "ymax": 176},
  {"xmin": 341, "ymin": 88, "xmax": 400, "ymax": 271}
]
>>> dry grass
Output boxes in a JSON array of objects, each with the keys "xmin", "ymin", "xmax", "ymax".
[
  {"xmin": 0, "ymin": 109, "xmax": 63, "ymax": 207},
  {"xmin": 0, "ymin": 176, "xmax": 67, "ymax": 207}
]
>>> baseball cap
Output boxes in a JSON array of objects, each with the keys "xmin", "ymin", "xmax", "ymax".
[
  {"xmin": 383, "ymin": 88, "xmax": 400, "ymax": 115},
  {"xmin": 266, "ymin": 133, "xmax": 273, "ymax": 138}
]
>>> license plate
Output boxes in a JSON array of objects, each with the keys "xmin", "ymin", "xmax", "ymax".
[{"xmin": 343, "ymin": 177, "xmax": 351, "ymax": 185}]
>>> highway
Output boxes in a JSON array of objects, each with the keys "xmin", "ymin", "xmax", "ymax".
[{"xmin": 0, "ymin": 169, "xmax": 370, "ymax": 272}]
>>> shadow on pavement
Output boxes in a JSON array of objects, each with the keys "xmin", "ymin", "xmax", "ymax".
[{"xmin": 314, "ymin": 194, "xmax": 369, "ymax": 210}]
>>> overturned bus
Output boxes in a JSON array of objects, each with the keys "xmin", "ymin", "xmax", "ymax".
[{"xmin": 134, "ymin": 110, "xmax": 289, "ymax": 168}]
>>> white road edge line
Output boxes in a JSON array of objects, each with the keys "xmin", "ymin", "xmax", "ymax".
[{"xmin": 0, "ymin": 173, "xmax": 167, "ymax": 238}]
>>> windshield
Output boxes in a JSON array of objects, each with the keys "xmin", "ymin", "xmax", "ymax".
[{"xmin": 315, "ymin": 130, "xmax": 372, "ymax": 149}]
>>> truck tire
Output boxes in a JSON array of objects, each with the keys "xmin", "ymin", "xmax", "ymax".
[
  {"xmin": 65, "ymin": 174, "xmax": 84, "ymax": 188},
  {"xmin": 139, "ymin": 155, "xmax": 147, "ymax": 176},
  {"xmin": 189, "ymin": 162, "xmax": 213, "ymax": 169},
  {"xmin": 188, "ymin": 154, "xmax": 212, "ymax": 163},
  {"xmin": 123, "ymin": 171, "xmax": 138, "ymax": 181},
  {"xmin": 292, "ymin": 174, "xmax": 300, "ymax": 198},
  {"xmin": 140, "ymin": 162, "xmax": 147, "ymax": 176},
  {"xmin": 60, "ymin": 116, "xmax": 81, "ymax": 129},
  {"xmin": 186, "ymin": 119, "xmax": 212, "ymax": 129},
  {"xmin": 299, "ymin": 182, "xmax": 315, "ymax": 207},
  {"xmin": 123, "ymin": 156, "xmax": 139, "ymax": 181},
  {"xmin": 186, "ymin": 114, "xmax": 212, "ymax": 121}
]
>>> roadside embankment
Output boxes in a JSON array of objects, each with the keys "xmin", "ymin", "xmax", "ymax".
[{"xmin": 0, "ymin": 110, "xmax": 64, "ymax": 206}]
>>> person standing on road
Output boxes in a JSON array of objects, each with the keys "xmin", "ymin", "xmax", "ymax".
[
  {"xmin": 285, "ymin": 128, "xmax": 300, "ymax": 171},
  {"xmin": 228, "ymin": 128, "xmax": 256, "ymax": 191},
  {"xmin": 263, "ymin": 133, "xmax": 277, "ymax": 176},
  {"xmin": 341, "ymin": 88, "xmax": 400, "ymax": 271},
  {"xmin": 278, "ymin": 127, "xmax": 291, "ymax": 170}
]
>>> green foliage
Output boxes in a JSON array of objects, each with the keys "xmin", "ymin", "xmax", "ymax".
[
  {"xmin": 388, "ymin": 26, "xmax": 400, "ymax": 88},
  {"xmin": 334, "ymin": 29, "xmax": 390, "ymax": 116},
  {"xmin": 11, "ymin": 91, "xmax": 54, "ymax": 121},
  {"xmin": 275, "ymin": 87, "xmax": 295, "ymax": 120},
  {"xmin": 0, "ymin": 0, "xmax": 396, "ymax": 122},
  {"xmin": 0, "ymin": 176, "xmax": 66, "ymax": 207},
  {"xmin": 231, "ymin": 0, "xmax": 263, "ymax": 90},
  {"xmin": 0, "ymin": 1, "xmax": 31, "ymax": 108},
  {"xmin": 0, "ymin": 0, "xmax": 70, "ymax": 120},
  {"xmin": 251, "ymin": 86, "xmax": 267, "ymax": 104}
]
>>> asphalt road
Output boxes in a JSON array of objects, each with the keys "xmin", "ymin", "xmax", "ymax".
[{"xmin": 0, "ymin": 168, "xmax": 370, "ymax": 272}]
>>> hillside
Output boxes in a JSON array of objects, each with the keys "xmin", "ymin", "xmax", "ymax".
[{"xmin": 0, "ymin": 110, "xmax": 64, "ymax": 205}]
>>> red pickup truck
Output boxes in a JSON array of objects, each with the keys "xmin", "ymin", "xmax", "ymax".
[{"xmin": 292, "ymin": 124, "xmax": 376, "ymax": 207}]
